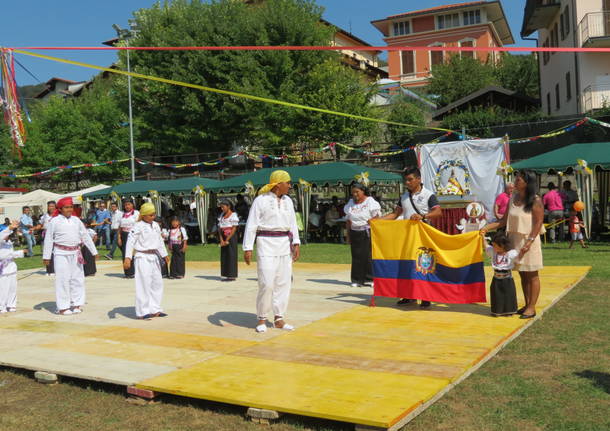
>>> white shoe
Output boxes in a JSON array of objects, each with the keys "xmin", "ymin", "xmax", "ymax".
[
  {"xmin": 7, "ymin": 308, "xmax": 16, "ymax": 313},
  {"xmin": 277, "ymin": 323, "xmax": 294, "ymax": 331},
  {"xmin": 255, "ymin": 324, "xmax": 267, "ymax": 333},
  {"xmin": 350, "ymin": 283, "xmax": 360, "ymax": 287},
  {"xmin": 71, "ymin": 307, "xmax": 82, "ymax": 314},
  {"xmin": 0, "ymin": 310, "xmax": 7, "ymax": 314}
]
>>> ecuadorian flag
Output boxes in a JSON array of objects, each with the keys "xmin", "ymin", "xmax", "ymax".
[{"xmin": 371, "ymin": 220, "xmax": 486, "ymax": 303}]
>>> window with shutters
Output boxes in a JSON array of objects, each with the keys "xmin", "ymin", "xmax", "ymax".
[
  {"xmin": 429, "ymin": 43, "xmax": 444, "ymax": 68},
  {"xmin": 393, "ymin": 20, "xmax": 411, "ymax": 36},
  {"xmin": 437, "ymin": 13, "xmax": 460, "ymax": 29},
  {"xmin": 463, "ymin": 10, "xmax": 481, "ymax": 26},
  {"xmin": 401, "ymin": 50, "xmax": 415, "ymax": 75},
  {"xmin": 459, "ymin": 39, "xmax": 475, "ymax": 59},
  {"xmin": 555, "ymin": 83, "xmax": 560, "ymax": 110}
]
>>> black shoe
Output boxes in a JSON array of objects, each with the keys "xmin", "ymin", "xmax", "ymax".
[
  {"xmin": 420, "ymin": 301, "xmax": 431, "ymax": 308},
  {"xmin": 516, "ymin": 306, "xmax": 526, "ymax": 315},
  {"xmin": 153, "ymin": 312, "xmax": 168, "ymax": 318},
  {"xmin": 520, "ymin": 312, "xmax": 536, "ymax": 319},
  {"xmin": 397, "ymin": 298, "xmax": 416, "ymax": 305}
]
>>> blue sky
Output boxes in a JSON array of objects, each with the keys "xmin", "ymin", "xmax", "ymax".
[{"xmin": 1, "ymin": 0, "xmax": 535, "ymax": 86}]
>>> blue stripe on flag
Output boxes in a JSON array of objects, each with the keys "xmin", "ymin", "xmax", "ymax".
[{"xmin": 373, "ymin": 259, "xmax": 485, "ymax": 285}]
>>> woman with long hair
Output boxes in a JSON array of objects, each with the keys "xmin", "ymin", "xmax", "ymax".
[
  {"xmin": 344, "ymin": 183, "xmax": 381, "ymax": 287},
  {"xmin": 481, "ymin": 170, "xmax": 544, "ymax": 319},
  {"xmin": 218, "ymin": 200, "xmax": 239, "ymax": 281}
]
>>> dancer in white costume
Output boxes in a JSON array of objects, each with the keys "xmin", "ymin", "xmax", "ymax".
[
  {"xmin": 243, "ymin": 170, "xmax": 300, "ymax": 333},
  {"xmin": 0, "ymin": 220, "xmax": 26, "ymax": 313},
  {"xmin": 43, "ymin": 197, "xmax": 98, "ymax": 315},
  {"xmin": 124, "ymin": 203, "xmax": 170, "ymax": 320}
]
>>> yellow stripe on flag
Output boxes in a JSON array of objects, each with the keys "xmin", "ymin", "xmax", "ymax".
[{"xmin": 370, "ymin": 220, "xmax": 482, "ymax": 268}]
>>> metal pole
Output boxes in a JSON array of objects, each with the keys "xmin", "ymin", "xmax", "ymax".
[{"xmin": 126, "ymin": 41, "xmax": 135, "ymax": 182}]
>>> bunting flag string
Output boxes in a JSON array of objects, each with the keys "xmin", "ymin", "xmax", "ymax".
[
  {"xmin": 0, "ymin": 49, "xmax": 27, "ymax": 155},
  {"xmin": 1, "ymin": 116, "xmax": 609, "ymax": 179}
]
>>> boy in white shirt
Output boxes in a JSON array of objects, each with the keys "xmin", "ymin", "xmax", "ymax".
[
  {"xmin": 43, "ymin": 197, "xmax": 98, "ymax": 315},
  {"xmin": 124, "ymin": 203, "xmax": 169, "ymax": 320},
  {"xmin": 0, "ymin": 220, "xmax": 26, "ymax": 313}
]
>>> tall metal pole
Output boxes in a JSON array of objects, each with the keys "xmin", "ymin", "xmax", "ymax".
[{"xmin": 126, "ymin": 40, "xmax": 135, "ymax": 181}]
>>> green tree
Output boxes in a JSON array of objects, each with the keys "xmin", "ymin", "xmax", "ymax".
[
  {"xmin": 428, "ymin": 55, "xmax": 495, "ymax": 106},
  {"xmin": 384, "ymin": 95, "xmax": 425, "ymax": 146},
  {"xmin": 494, "ymin": 53, "xmax": 539, "ymax": 99},
  {"xmin": 121, "ymin": 0, "xmax": 380, "ymax": 155},
  {"xmin": 441, "ymin": 106, "xmax": 545, "ymax": 138},
  {"xmin": 1, "ymin": 78, "xmax": 133, "ymax": 185}
]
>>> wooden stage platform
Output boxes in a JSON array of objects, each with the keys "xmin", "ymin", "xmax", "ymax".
[{"xmin": 0, "ymin": 262, "xmax": 590, "ymax": 430}]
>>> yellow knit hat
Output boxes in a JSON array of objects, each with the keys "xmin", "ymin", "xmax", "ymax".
[
  {"xmin": 258, "ymin": 170, "xmax": 291, "ymax": 195},
  {"xmin": 139, "ymin": 202, "xmax": 156, "ymax": 216}
]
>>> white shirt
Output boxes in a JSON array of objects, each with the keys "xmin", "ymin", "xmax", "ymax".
[
  {"xmin": 398, "ymin": 187, "xmax": 439, "ymax": 220},
  {"xmin": 169, "ymin": 227, "xmax": 188, "ymax": 243},
  {"xmin": 218, "ymin": 212, "xmax": 239, "ymax": 228},
  {"xmin": 43, "ymin": 215, "xmax": 97, "ymax": 259},
  {"xmin": 243, "ymin": 192, "xmax": 300, "ymax": 256},
  {"xmin": 40, "ymin": 213, "xmax": 53, "ymax": 230},
  {"xmin": 0, "ymin": 229, "xmax": 24, "ymax": 276},
  {"xmin": 486, "ymin": 245, "xmax": 519, "ymax": 271},
  {"xmin": 125, "ymin": 220, "xmax": 168, "ymax": 259},
  {"xmin": 110, "ymin": 210, "xmax": 123, "ymax": 229},
  {"xmin": 344, "ymin": 197, "xmax": 381, "ymax": 230},
  {"xmin": 119, "ymin": 210, "xmax": 140, "ymax": 231}
]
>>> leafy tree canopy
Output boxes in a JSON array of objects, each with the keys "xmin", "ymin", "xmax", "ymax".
[{"xmin": 122, "ymin": 0, "xmax": 380, "ymax": 154}]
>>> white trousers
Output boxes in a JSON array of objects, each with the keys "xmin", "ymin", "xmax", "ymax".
[
  {"xmin": 135, "ymin": 255, "xmax": 164, "ymax": 317},
  {"xmin": 0, "ymin": 273, "xmax": 17, "ymax": 311},
  {"xmin": 54, "ymin": 254, "xmax": 85, "ymax": 311},
  {"xmin": 256, "ymin": 255, "xmax": 292, "ymax": 320}
]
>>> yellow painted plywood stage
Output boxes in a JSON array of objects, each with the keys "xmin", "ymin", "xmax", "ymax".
[
  {"xmin": 0, "ymin": 263, "xmax": 590, "ymax": 429},
  {"xmin": 137, "ymin": 266, "xmax": 590, "ymax": 429}
]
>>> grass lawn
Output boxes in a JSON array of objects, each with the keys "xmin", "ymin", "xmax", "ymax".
[{"xmin": 4, "ymin": 241, "xmax": 610, "ymax": 431}]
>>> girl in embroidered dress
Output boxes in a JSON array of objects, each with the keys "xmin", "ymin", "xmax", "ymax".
[
  {"xmin": 218, "ymin": 201, "xmax": 239, "ymax": 281},
  {"xmin": 485, "ymin": 231, "xmax": 518, "ymax": 316},
  {"xmin": 168, "ymin": 217, "xmax": 188, "ymax": 279}
]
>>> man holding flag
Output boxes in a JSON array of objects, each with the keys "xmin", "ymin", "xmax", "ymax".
[{"xmin": 381, "ymin": 167, "xmax": 442, "ymax": 307}]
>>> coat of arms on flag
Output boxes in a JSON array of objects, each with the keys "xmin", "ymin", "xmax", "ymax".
[{"xmin": 371, "ymin": 220, "xmax": 486, "ymax": 304}]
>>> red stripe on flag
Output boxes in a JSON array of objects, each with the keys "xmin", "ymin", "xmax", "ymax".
[{"xmin": 373, "ymin": 278, "xmax": 486, "ymax": 304}]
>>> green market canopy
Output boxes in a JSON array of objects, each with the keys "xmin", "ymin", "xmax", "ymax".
[
  {"xmin": 217, "ymin": 162, "xmax": 402, "ymax": 241},
  {"xmin": 216, "ymin": 162, "xmax": 401, "ymax": 192},
  {"xmin": 83, "ymin": 177, "xmax": 224, "ymax": 244},
  {"xmin": 512, "ymin": 142, "xmax": 610, "ymax": 235},
  {"xmin": 511, "ymin": 142, "xmax": 610, "ymax": 172}
]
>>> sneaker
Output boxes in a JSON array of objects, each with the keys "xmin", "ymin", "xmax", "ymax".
[
  {"xmin": 71, "ymin": 307, "xmax": 82, "ymax": 314},
  {"xmin": 0, "ymin": 309, "xmax": 7, "ymax": 314},
  {"xmin": 255, "ymin": 324, "xmax": 267, "ymax": 333},
  {"xmin": 7, "ymin": 308, "xmax": 17, "ymax": 313}
]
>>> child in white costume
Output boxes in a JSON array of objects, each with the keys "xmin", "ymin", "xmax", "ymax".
[
  {"xmin": 124, "ymin": 203, "xmax": 170, "ymax": 320},
  {"xmin": 0, "ymin": 221, "xmax": 26, "ymax": 313},
  {"xmin": 43, "ymin": 197, "xmax": 98, "ymax": 315}
]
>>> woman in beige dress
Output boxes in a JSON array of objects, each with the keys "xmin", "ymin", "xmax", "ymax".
[{"xmin": 481, "ymin": 170, "xmax": 544, "ymax": 319}]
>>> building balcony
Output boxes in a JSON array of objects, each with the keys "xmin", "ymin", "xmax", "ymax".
[
  {"xmin": 583, "ymin": 84, "xmax": 610, "ymax": 112},
  {"xmin": 579, "ymin": 12, "xmax": 610, "ymax": 47}
]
